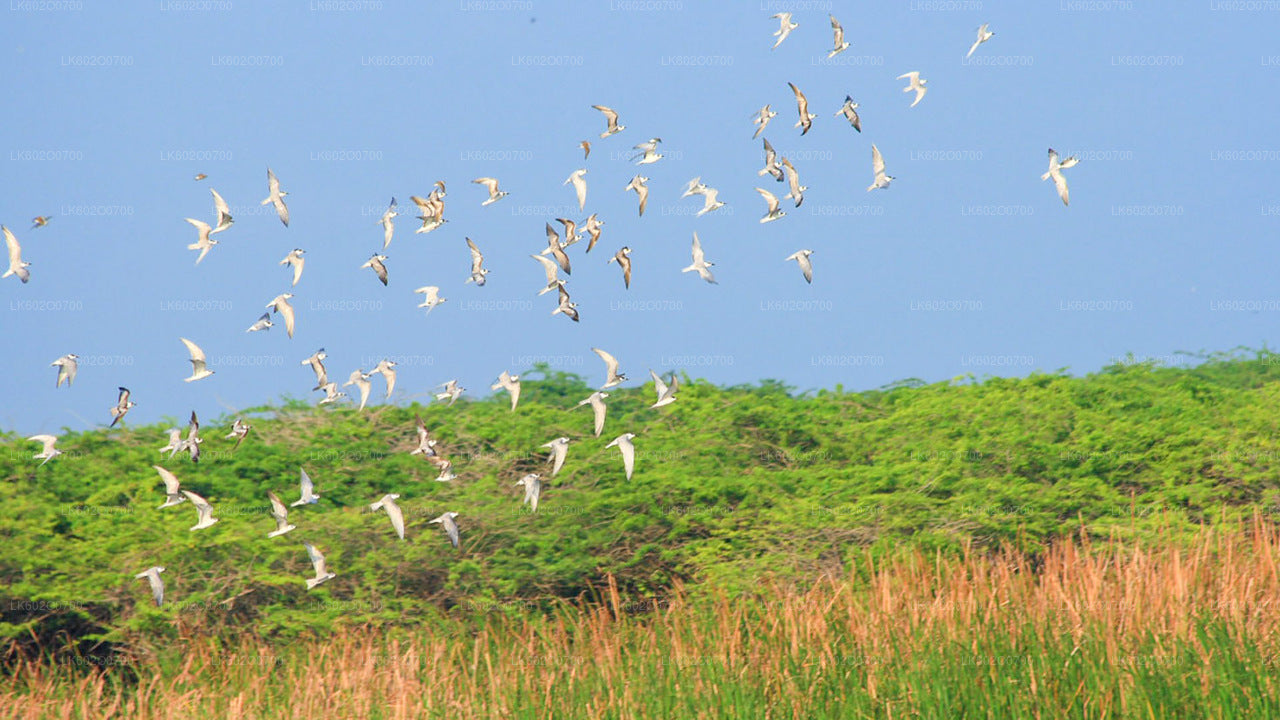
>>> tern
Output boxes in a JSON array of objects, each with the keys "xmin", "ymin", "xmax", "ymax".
[
  {"xmin": 829, "ymin": 14, "xmax": 850, "ymax": 57},
  {"xmin": 280, "ymin": 248, "xmax": 305, "ymax": 286},
  {"xmin": 291, "ymin": 468, "xmax": 320, "ymax": 507},
  {"xmin": 411, "ymin": 192, "xmax": 447, "ymax": 234},
  {"xmin": 28, "ymin": 434, "xmax": 61, "ymax": 465},
  {"xmin": 556, "ymin": 217, "xmax": 583, "ymax": 246},
  {"xmin": 318, "ymin": 382, "xmax": 346, "ymax": 405},
  {"xmin": 565, "ymin": 169, "xmax": 588, "ymax": 212},
  {"xmin": 578, "ymin": 391, "xmax": 610, "ymax": 437},
  {"xmin": 225, "ymin": 418, "xmax": 251, "ymax": 449},
  {"xmin": 51, "ymin": 354, "xmax": 78, "ymax": 388},
  {"xmin": 465, "ymin": 237, "xmax": 489, "ymax": 286},
  {"xmin": 246, "ymin": 312, "xmax": 273, "ymax": 333},
  {"xmin": 771, "ymin": 12, "xmax": 797, "ymax": 49},
  {"xmin": 531, "ymin": 253, "xmax": 564, "ymax": 296},
  {"xmin": 898, "ymin": 71, "xmax": 928, "ymax": 107},
  {"xmin": 371, "ymin": 359, "xmax": 397, "ymax": 399},
  {"xmin": 262, "ymin": 167, "xmax": 290, "ymax": 226},
  {"xmin": 758, "ymin": 139, "xmax": 784, "ymax": 182},
  {"xmin": 184, "ymin": 219, "xmax": 219, "ymax": 265},
  {"xmin": 492, "ymin": 371, "xmax": 522, "ymax": 410},
  {"xmin": 605, "ymin": 433, "xmax": 637, "ymax": 481},
  {"xmin": 180, "ymin": 411, "xmax": 202, "ymax": 463},
  {"xmin": 429, "ymin": 512, "xmax": 461, "ymax": 549},
  {"xmin": 182, "ymin": 490, "xmax": 218, "ymax": 530},
  {"xmin": 752, "ymin": 104, "xmax": 777, "ymax": 139},
  {"xmin": 2, "ymin": 226, "xmax": 30, "ymax": 283},
  {"xmin": 410, "ymin": 414, "xmax": 438, "ymax": 458},
  {"xmin": 546, "ymin": 222, "xmax": 572, "ymax": 274},
  {"xmin": 135, "ymin": 567, "xmax": 166, "ymax": 607},
  {"xmin": 31, "ymin": 216, "xmax": 50, "ymax": 229},
  {"xmin": 682, "ymin": 177, "xmax": 708, "ymax": 198},
  {"xmin": 592, "ymin": 105, "xmax": 625, "ymax": 138},
  {"xmin": 414, "ymin": 285, "xmax": 447, "ymax": 314},
  {"xmin": 698, "ymin": 188, "xmax": 725, "ymax": 216},
  {"xmin": 266, "ymin": 293, "xmax": 296, "ymax": 338},
  {"xmin": 304, "ymin": 542, "xmax": 336, "ymax": 589},
  {"xmin": 592, "ymin": 348, "xmax": 627, "ymax": 388},
  {"xmin": 266, "ymin": 491, "xmax": 296, "ymax": 537},
  {"xmin": 632, "ymin": 144, "xmax": 663, "ymax": 165},
  {"xmin": 362, "ymin": 253, "xmax": 389, "ymax": 286},
  {"xmin": 435, "ymin": 380, "xmax": 464, "ymax": 406},
  {"xmin": 867, "ymin": 144, "xmax": 894, "ymax": 191},
  {"xmin": 542, "ymin": 438, "xmax": 570, "ymax": 476},
  {"xmin": 180, "ymin": 338, "xmax": 214, "ymax": 382},
  {"xmin": 683, "ymin": 232, "xmax": 718, "ymax": 283},
  {"xmin": 583, "ymin": 213, "xmax": 604, "ymax": 253},
  {"xmin": 608, "ymin": 246, "xmax": 632, "ymax": 288},
  {"xmin": 786, "ymin": 249, "xmax": 815, "ymax": 284},
  {"xmin": 552, "ymin": 281, "xmax": 580, "ymax": 322},
  {"xmin": 650, "ymin": 369, "xmax": 679, "ymax": 408},
  {"xmin": 344, "ymin": 369, "xmax": 372, "ymax": 410},
  {"xmin": 210, "ymin": 188, "xmax": 234, "ymax": 234},
  {"xmin": 110, "ymin": 387, "xmax": 136, "ymax": 427},
  {"xmin": 159, "ymin": 429, "xmax": 183, "ymax": 458},
  {"xmin": 302, "ymin": 349, "xmax": 328, "ymax": 390},
  {"xmin": 788, "ymin": 82, "xmax": 815, "ymax": 135},
  {"xmin": 370, "ymin": 493, "xmax": 406, "ymax": 540},
  {"xmin": 472, "ymin": 177, "xmax": 509, "ymax": 206},
  {"xmin": 1042, "ymin": 148, "xmax": 1079, "ymax": 206},
  {"xmin": 433, "ymin": 458, "xmax": 458, "ymax": 482},
  {"xmin": 516, "ymin": 473, "xmax": 541, "ymax": 513},
  {"xmin": 756, "ymin": 188, "xmax": 786, "ymax": 224},
  {"xmin": 378, "ymin": 197, "xmax": 397, "ymax": 248},
  {"xmin": 625, "ymin": 175, "xmax": 649, "ymax": 216},
  {"xmin": 781, "ymin": 157, "xmax": 806, "ymax": 207},
  {"xmin": 967, "ymin": 23, "xmax": 994, "ymax": 59},
  {"xmin": 154, "ymin": 465, "xmax": 186, "ymax": 508},
  {"xmin": 836, "ymin": 96, "xmax": 862, "ymax": 132},
  {"xmin": 579, "ymin": 140, "xmax": 591, "ymax": 158}
]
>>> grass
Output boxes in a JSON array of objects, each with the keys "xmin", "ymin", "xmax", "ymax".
[{"xmin": 7, "ymin": 516, "xmax": 1280, "ymax": 718}]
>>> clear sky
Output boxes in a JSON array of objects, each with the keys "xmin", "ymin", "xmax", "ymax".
[{"xmin": 2, "ymin": 1, "xmax": 1277, "ymax": 434}]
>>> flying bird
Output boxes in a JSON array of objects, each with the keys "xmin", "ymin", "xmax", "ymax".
[
  {"xmin": 556, "ymin": 217, "xmax": 582, "ymax": 246},
  {"xmin": 781, "ymin": 157, "xmax": 806, "ymax": 207},
  {"xmin": 756, "ymin": 188, "xmax": 786, "ymax": 224},
  {"xmin": 650, "ymin": 369, "xmax": 679, "ymax": 408},
  {"xmin": 492, "ymin": 371, "xmax": 522, "ymax": 410},
  {"xmin": 632, "ymin": 143, "xmax": 663, "ymax": 165},
  {"xmin": 435, "ymin": 380, "xmax": 464, "ymax": 406},
  {"xmin": 683, "ymin": 232, "xmax": 718, "ymax": 283},
  {"xmin": 786, "ymin": 249, "xmax": 815, "ymax": 284},
  {"xmin": 592, "ymin": 348, "xmax": 627, "ymax": 388},
  {"xmin": 836, "ymin": 96, "xmax": 861, "ymax": 132},
  {"xmin": 180, "ymin": 411, "xmax": 202, "ymax": 463},
  {"xmin": 565, "ymin": 169, "xmax": 588, "ymax": 212},
  {"xmin": 542, "ymin": 438, "xmax": 570, "ymax": 476},
  {"xmin": 592, "ymin": 105, "xmax": 625, "ymax": 138},
  {"xmin": 182, "ymin": 490, "xmax": 218, "ymax": 531},
  {"xmin": 302, "ymin": 349, "xmax": 328, "ymax": 390},
  {"xmin": 867, "ymin": 144, "xmax": 894, "ymax": 192},
  {"xmin": 546, "ymin": 222, "xmax": 572, "ymax": 274},
  {"xmin": 411, "ymin": 192, "xmax": 447, "ymax": 234},
  {"xmin": 579, "ymin": 140, "xmax": 591, "ymax": 158},
  {"xmin": 194, "ymin": 173, "xmax": 207, "ymax": 181},
  {"xmin": 465, "ymin": 237, "xmax": 489, "ymax": 286},
  {"xmin": 531, "ymin": 253, "xmax": 564, "ymax": 296},
  {"xmin": 31, "ymin": 216, "xmax": 50, "ymax": 229},
  {"xmin": 752, "ymin": 104, "xmax": 777, "ymax": 139},
  {"xmin": 578, "ymin": 391, "xmax": 610, "ymax": 437},
  {"xmin": 304, "ymin": 542, "xmax": 335, "ymax": 589},
  {"xmin": 433, "ymin": 458, "xmax": 458, "ymax": 483},
  {"xmin": 625, "ymin": 175, "xmax": 649, "ymax": 216},
  {"xmin": 280, "ymin": 248, "xmax": 305, "ymax": 286},
  {"xmin": 28, "ymin": 434, "xmax": 61, "ymax": 465},
  {"xmin": 608, "ymin": 246, "xmax": 632, "ymax": 288},
  {"xmin": 967, "ymin": 23, "xmax": 994, "ymax": 59},
  {"xmin": 371, "ymin": 359, "xmax": 397, "ymax": 399},
  {"xmin": 1042, "ymin": 148, "xmax": 1079, "ymax": 206},
  {"xmin": 291, "ymin": 468, "xmax": 320, "ymax": 507},
  {"xmin": 154, "ymin": 465, "xmax": 186, "ymax": 508},
  {"xmin": 266, "ymin": 293, "xmax": 296, "ymax": 338},
  {"xmin": 414, "ymin": 285, "xmax": 447, "ymax": 314},
  {"xmin": 159, "ymin": 429, "xmax": 183, "ymax": 459},
  {"xmin": 552, "ymin": 282, "xmax": 580, "ymax": 322},
  {"xmin": 771, "ymin": 12, "xmax": 797, "ymax": 49},
  {"xmin": 472, "ymin": 177, "xmax": 510, "ymax": 206},
  {"xmin": 605, "ymin": 433, "xmax": 637, "ymax": 481},
  {"xmin": 262, "ymin": 167, "xmax": 290, "ymax": 226},
  {"xmin": 361, "ymin": 253, "xmax": 389, "ymax": 286},
  {"xmin": 109, "ymin": 387, "xmax": 136, "ymax": 427},
  {"xmin": 429, "ymin": 512, "xmax": 461, "ymax": 549},
  {"xmin": 583, "ymin": 213, "xmax": 604, "ymax": 253},
  {"xmin": 344, "ymin": 369, "xmax": 372, "ymax": 411},
  {"xmin": 246, "ymin": 312, "xmax": 273, "ymax": 333},
  {"xmin": 51, "ymin": 354, "xmax": 78, "ymax": 388},
  {"xmin": 135, "ymin": 567, "xmax": 166, "ymax": 607},
  {"xmin": 378, "ymin": 197, "xmax": 398, "ymax": 249},
  {"xmin": 410, "ymin": 414, "xmax": 438, "ymax": 459},
  {"xmin": 225, "ymin": 418, "xmax": 251, "ymax": 449},
  {"xmin": 184, "ymin": 219, "xmax": 219, "ymax": 265},
  {"xmin": 370, "ymin": 493, "xmax": 406, "ymax": 540},
  {"xmin": 898, "ymin": 71, "xmax": 928, "ymax": 107},
  {"xmin": 829, "ymin": 14, "xmax": 850, "ymax": 57},
  {"xmin": 266, "ymin": 491, "xmax": 296, "ymax": 538},
  {"xmin": 788, "ymin": 82, "xmax": 815, "ymax": 135},
  {"xmin": 210, "ymin": 188, "xmax": 234, "ymax": 233},
  {"xmin": 682, "ymin": 177, "xmax": 708, "ymax": 198},
  {"xmin": 318, "ymin": 382, "xmax": 346, "ymax": 405},
  {"xmin": 516, "ymin": 474, "xmax": 541, "ymax": 513},
  {"xmin": 758, "ymin": 139, "xmax": 784, "ymax": 182},
  {"xmin": 180, "ymin": 338, "xmax": 214, "ymax": 382}
]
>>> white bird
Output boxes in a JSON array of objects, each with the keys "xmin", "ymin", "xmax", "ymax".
[
  {"xmin": 180, "ymin": 411, "xmax": 203, "ymax": 463},
  {"xmin": 225, "ymin": 418, "xmax": 251, "ymax": 449},
  {"xmin": 344, "ymin": 368, "xmax": 372, "ymax": 411},
  {"xmin": 867, "ymin": 144, "xmax": 894, "ymax": 192},
  {"xmin": 184, "ymin": 218, "xmax": 219, "ymax": 265},
  {"xmin": 756, "ymin": 188, "xmax": 786, "ymax": 224},
  {"xmin": 542, "ymin": 438, "xmax": 570, "ymax": 476},
  {"xmin": 632, "ymin": 145, "xmax": 663, "ymax": 165},
  {"xmin": 1042, "ymin": 148, "xmax": 1079, "ymax": 206},
  {"xmin": 578, "ymin": 391, "xmax": 610, "ymax": 437},
  {"xmin": 262, "ymin": 167, "xmax": 290, "ymax": 226},
  {"xmin": 556, "ymin": 217, "xmax": 583, "ymax": 247},
  {"xmin": 898, "ymin": 71, "xmax": 928, "ymax": 108},
  {"xmin": 109, "ymin": 387, "xmax": 136, "ymax": 427},
  {"xmin": 266, "ymin": 491, "xmax": 296, "ymax": 537},
  {"xmin": 683, "ymin": 232, "xmax": 718, "ymax": 283},
  {"xmin": 411, "ymin": 192, "xmax": 447, "ymax": 235},
  {"xmin": 565, "ymin": 169, "xmax": 588, "ymax": 212},
  {"xmin": 179, "ymin": 337, "xmax": 214, "ymax": 382},
  {"xmin": 752, "ymin": 104, "xmax": 777, "ymax": 139},
  {"xmin": 786, "ymin": 249, "xmax": 815, "ymax": 284},
  {"xmin": 302, "ymin": 348, "xmax": 328, "ymax": 390},
  {"xmin": 516, "ymin": 473, "xmax": 541, "ymax": 513},
  {"xmin": 472, "ymin": 177, "xmax": 509, "ymax": 206},
  {"xmin": 3, "ymin": 226, "xmax": 30, "ymax": 283},
  {"xmin": 552, "ymin": 281, "xmax": 580, "ymax": 322},
  {"xmin": 546, "ymin": 222, "xmax": 572, "ymax": 274},
  {"xmin": 625, "ymin": 175, "xmax": 649, "ymax": 216},
  {"xmin": 583, "ymin": 213, "xmax": 604, "ymax": 253},
  {"xmin": 592, "ymin": 348, "xmax": 627, "ymax": 388},
  {"xmin": 362, "ymin": 253, "xmax": 389, "ymax": 286},
  {"xmin": 154, "ymin": 465, "xmax": 186, "ymax": 508},
  {"xmin": 682, "ymin": 177, "xmax": 708, "ymax": 198},
  {"xmin": 531, "ymin": 253, "xmax": 564, "ymax": 296},
  {"xmin": 835, "ymin": 96, "xmax": 861, "ymax": 132},
  {"xmin": 371, "ymin": 358, "xmax": 397, "ymax": 399},
  {"xmin": 266, "ymin": 293, "xmax": 296, "ymax": 338},
  {"xmin": 492, "ymin": 371, "xmax": 522, "ymax": 411},
  {"xmin": 159, "ymin": 428, "xmax": 183, "ymax": 458},
  {"xmin": 608, "ymin": 246, "xmax": 632, "ymax": 289},
  {"xmin": 430, "ymin": 512, "xmax": 461, "ymax": 549},
  {"xmin": 246, "ymin": 312, "xmax": 273, "ymax": 333},
  {"xmin": 829, "ymin": 14, "xmax": 850, "ymax": 57},
  {"xmin": 280, "ymin": 248, "xmax": 305, "ymax": 287},
  {"xmin": 318, "ymin": 382, "xmax": 346, "ymax": 405},
  {"xmin": 370, "ymin": 493, "xmax": 406, "ymax": 540},
  {"xmin": 410, "ymin": 414, "xmax": 438, "ymax": 459},
  {"xmin": 967, "ymin": 23, "xmax": 994, "ymax": 59},
  {"xmin": 210, "ymin": 188, "xmax": 234, "ymax": 234},
  {"xmin": 465, "ymin": 237, "xmax": 489, "ymax": 286},
  {"xmin": 378, "ymin": 197, "xmax": 397, "ymax": 249},
  {"xmin": 51, "ymin": 354, "xmax": 78, "ymax": 388},
  {"xmin": 605, "ymin": 433, "xmax": 637, "ymax": 481},
  {"xmin": 433, "ymin": 458, "xmax": 457, "ymax": 483},
  {"xmin": 650, "ymin": 369, "xmax": 679, "ymax": 408},
  {"xmin": 758, "ymin": 139, "xmax": 784, "ymax": 182},
  {"xmin": 182, "ymin": 490, "xmax": 218, "ymax": 531},
  {"xmin": 781, "ymin": 157, "xmax": 806, "ymax": 207},
  {"xmin": 135, "ymin": 566, "xmax": 166, "ymax": 607},
  {"xmin": 291, "ymin": 467, "xmax": 320, "ymax": 507},
  {"xmin": 771, "ymin": 12, "xmax": 797, "ymax": 49},
  {"xmin": 414, "ymin": 285, "xmax": 447, "ymax": 314},
  {"xmin": 592, "ymin": 105, "xmax": 625, "ymax": 138},
  {"xmin": 788, "ymin": 82, "xmax": 815, "ymax": 135},
  {"xmin": 304, "ymin": 542, "xmax": 335, "ymax": 589},
  {"xmin": 28, "ymin": 434, "xmax": 61, "ymax": 465},
  {"xmin": 435, "ymin": 380, "xmax": 464, "ymax": 406}
]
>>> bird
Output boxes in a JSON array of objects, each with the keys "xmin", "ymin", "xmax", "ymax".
[
  {"xmin": 771, "ymin": 12, "xmax": 797, "ymax": 49},
  {"xmin": 370, "ymin": 494, "xmax": 406, "ymax": 540},
  {"xmin": 492, "ymin": 371, "xmax": 522, "ymax": 410},
  {"xmin": 361, "ymin": 253, "xmax": 389, "ymax": 286},
  {"xmin": 472, "ymin": 177, "xmax": 509, "ymax": 206},
  {"xmin": 246, "ymin": 312, "xmax": 273, "ymax": 333},
  {"xmin": 578, "ymin": 391, "xmax": 610, "ymax": 437},
  {"xmin": 179, "ymin": 338, "xmax": 214, "ymax": 382},
  {"xmin": 781, "ymin": 157, "xmax": 806, "ymax": 207},
  {"xmin": 377, "ymin": 197, "xmax": 398, "ymax": 249},
  {"xmin": 898, "ymin": 71, "xmax": 928, "ymax": 107},
  {"xmin": 579, "ymin": 140, "xmax": 591, "ymax": 158},
  {"xmin": 109, "ymin": 387, "xmax": 136, "ymax": 427},
  {"xmin": 1042, "ymin": 148, "xmax": 1079, "ymax": 206},
  {"xmin": 154, "ymin": 466, "xmax": 186, "ymax": 508},
  {"xmin": 411, "ymin": 192, "xmax": 447, "ymax": 234},
  {"xmin": 867, "ymin": 144, "xmax": 894, "ymax": 192},
  {"xmin": 51, "ymin": 354, "xmax": 78, "ymax": 388},
  {"xmin": 531, "ymin": 253, "xmax": 564, "ymax": 296},
  {"xmin": 556, "ymin": 217, "xmax": 583, "ymax": 246},
  {"xmin": 632, "ymin": 144, "xmax": 663, "ymax": 165},
  {"xmin": 435, "ymin": 380, "xmax": 464, "ymax": 406},
  {"xmin": 786, "ymin": 249, "xmax": 815, "ymax": 284},
  {"xmin": 262, "ymin": 167, "xmax": 290, "ymax": 226},
  {"xmin": 302, "ymin": 349, "xmax": 328, "ymax": 390},
  {"xmin": 542, "ymin": 438, "xmax": 570, "ymax": 476},
  {"xmin": 318, "ymin": 382, "xmax": 346, "ymax": 405},
  {"xmin": 592, "ymin": 348, "xmax": 627, "ymax": 388},
  {"xmin": 429, "ymin": 512, "xmax": 461, "ymax": 549},
  {"xmin": 758, "ymin": 139, "xmax": 784, "ymax": 182},
  {"xmin": 752, "ymin": 104, "xmax": 777, "ymax": 139},
  {"xmin": 28, "ymin": 434, "xmax": 61, "ymax": 465},
  {"xmin": 180, "ymin": 411, "xmax": 202, "ymax": 463},
  {"xmin": 414, "ymin": 285, "xmax": 447, "ymax": 314},
  {"xmin": 516, "ymin": 474, "xmax": 541, "ymax": 513},
  {"xmin": 625, "ymin": 175, "xmax": 649, "ymax": 216},
  {"xmin": 4, "ymin": 226, "xmax": 32, "ymax": 283},
  {"xmin": 304, "ymin": 542, "xmax": 336, "ymax": 589},
  {"xmin": 683, "ymin": 232, "xmax": 718, "ymax": 283},
  {"xmin": 31, "ymin": 216, "xmax": 50, "ymax": 229},
  {"xmin": 210, "ymin": 188, "xmax": 234, "ymax": 234},
  {"xmin": 182, "ymin": 490, "xmax": 218, "ymax": 531},
  {"xmin": 546, "ymin": 222, "xmax": 572, "ymax": 274},
  {"xmin": 565, "ymin": 169, "xmax": 588, "ymax": 212},
  {"xmin": 756, "ymin": 188, "xmax": 786, "ymax": 224},
  {"xmin": 788, "ymin": 82, "xmax": 815, "ymax": 135},
  {"xmin": 410, "ymin": 414, "xmax": 438, "ymax": 459},
  {"xmin": 552, "ymin": 281, "xmax": 580, "ymax": 322},
  {"xmin": 465, "ymin": 237, "xmax": 489, "ymax": 286},
  {"xmin": 279, "ymin": 248, "xmax": 305, "ymax": 286},
  {"xmin": 583, "ymin": 213, "xmax": 604, "ymax": 253},
  {"xmin": 266, "ymin": 491, "xmax": 296, "ymax": 537},
  {"xmin": 266, "ymin": 293, "xmax": 296, "ymax": 338},
  {"xmin": 184, "ymin": 219, "xmax": 219, "ymax": 265},
  {"xmin": 829, "ymin": 14, "xmax": 850, "ymax": 57},
  {"xmin": 135, "ymin": 567, "xmax": 166, "ymax": 607},
  {"xmin": 608, "ymin": 247, "xmax": 632, "ymax": 288},
  {"xmin": 371, "ymin": 359, "xmax": 397, "ymax": 399},
  {"xmin": 682, "ymin": 177, "xmax": 708, "ymax": 198},
  {"xmin": 605, "ymin": 433, "xmax": 637, "ymax": 480},
  {"xmin": 433, "ymin": 458, "xmax": 458, "ymax": 483},
  {"xmin": 291, "ymin": 468, "xmax": 320, "ymax": 507},
  {"xmin": 697, "ymin": 188, "xmax": 725, "ymax": 216},
  {"xmin": 650, "ymin": 369, "xmax": 679, "ymax": 408},
  {"xmin": 592, "ymin": 105, "xmax": 625, "ymax": 138},
  {"xmin": 159, "ymin": 429, "xmax": 183, "ymax": 459},
  {"xmin": 835, "ymin": 96, "xmax": 861, "ymax": 132},
  {"xmin": 225, "ymin": 418, "xmax": 251, "ymax": 449},
  {"xmin": 344, "ymin": 369, "xmax": 372, "ymax": 411},
  {"xmin": 967, "ymin": 23, "xmax": 994, "ymax": 59},
  {"xmin": 194, "ymin": 173, "xmax": 207, "ymax": 181}
]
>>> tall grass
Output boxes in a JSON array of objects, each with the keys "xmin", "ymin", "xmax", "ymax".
[{"xmin": 8, "ymin": 517, "xmax": 1280, "ymax": 718}]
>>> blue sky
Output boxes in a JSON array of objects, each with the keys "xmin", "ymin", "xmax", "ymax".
[{"xmin": 2, "ymin": 0, "xmax": 1278, "ymax": 434}]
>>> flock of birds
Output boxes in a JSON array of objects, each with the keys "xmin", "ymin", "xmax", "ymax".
[{"xmin": 8, "ymin": 13, "xmax": 1080, "ymax": 608}]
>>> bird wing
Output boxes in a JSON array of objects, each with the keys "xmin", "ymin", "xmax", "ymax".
[{"xmin": 154, "ymin": 465, "xmax": 181, "ymax": 494}]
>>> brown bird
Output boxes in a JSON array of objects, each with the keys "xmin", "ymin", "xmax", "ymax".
[
  {"xmin": 608, "ymin": 246, "xmax": 632, "ymax": 289},
  {"xmin": 30, "ymin": 216, "xmax": 50, "ymax": 229},
  {"xmin": 579, "ymin": 140, "xmax": 591, "ymax": 159},
  {"xmin": 194, "ymin": 173, "xmax": 207, "ymax": 181}
]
